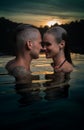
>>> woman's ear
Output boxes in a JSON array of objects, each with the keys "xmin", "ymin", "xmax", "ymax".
[
  {"xmin": 26, "ymin": 40, "xmax": 33, "ymax": 50},
  {"xmin": 59, "ymin": 40, "xmax": 65, "ymax": 49}
]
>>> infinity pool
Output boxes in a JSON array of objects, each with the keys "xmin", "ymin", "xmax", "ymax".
[{"xmin": 0, "ymin": 54, "xmax": 84, "ymax": 130}]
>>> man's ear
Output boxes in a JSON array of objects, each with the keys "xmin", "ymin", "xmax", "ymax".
[
  {"xmin": 26, "ymin": 40, "xmax": 33, "ymax": 50},
  {"xmin": 59, "ymin": 40, "xmax": 65, "ymax": 49}
]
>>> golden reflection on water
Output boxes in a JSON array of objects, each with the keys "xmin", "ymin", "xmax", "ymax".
[
  {"xmin": 71, "ymin": 53, "xmax": 84, "ymax": 59},
  {"xmin": 32, "ymin": 79, "xmax": 52, "ymax": 83},
  {"xmin": 32, "ymin": 71, "xmax": 53, "ymax": 75},
  {"xmin": 35, "ymin": 64, "xmax": 50, "ymax": 67}
]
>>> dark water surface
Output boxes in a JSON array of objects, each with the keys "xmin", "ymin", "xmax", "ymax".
[{"xmin": 0, "ymin": 54, "xmax": 84, "ymax": 130}]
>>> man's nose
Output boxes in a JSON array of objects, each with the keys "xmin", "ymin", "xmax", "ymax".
[{"xmin": 40, "ymin": 44, "xmax": 43, "ymax": 50}]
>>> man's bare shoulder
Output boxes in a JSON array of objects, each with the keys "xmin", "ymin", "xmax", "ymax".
[
  {"xmin": 12, "ymin": 66, "xmax": 31, "ymax": 77},
  {"xmin": 11, "ymin": 66, "xmax": 32, "ymax": 84},
  {"xmin": 5, "ymin": 59, "xmax": 15, "ymax": 72},
  {"xmin": 6, "ymin": 65, "xmax": 31, "ymax": 80}
]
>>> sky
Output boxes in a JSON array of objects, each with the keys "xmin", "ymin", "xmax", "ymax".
[{"xmin": 0, "ymin": 0, "xmax": 84, "ymax": 27}]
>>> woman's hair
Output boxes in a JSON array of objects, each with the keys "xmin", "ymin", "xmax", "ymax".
[{"xmin": 46, "ymin": 26, "xmax": 72, "ymax": 64}]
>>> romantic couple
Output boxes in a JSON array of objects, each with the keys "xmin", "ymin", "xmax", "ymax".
[{"xmin": 5, "ymin": 24, "xmax": 73, "ymax": 83}]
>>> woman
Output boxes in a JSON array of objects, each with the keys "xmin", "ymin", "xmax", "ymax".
[{"xmin": 43, "ymin": 26, "xmax": 73, "ymax": 73}]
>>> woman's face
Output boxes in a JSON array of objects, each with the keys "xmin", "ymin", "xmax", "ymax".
[{"xmin": 43, "ymin": 33, "xmax": 60, "ymax": 58}]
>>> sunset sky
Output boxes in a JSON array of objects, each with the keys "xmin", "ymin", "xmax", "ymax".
[{"xmin": 0, "ymin": 0, "xmax": 84, "ymax": 27}]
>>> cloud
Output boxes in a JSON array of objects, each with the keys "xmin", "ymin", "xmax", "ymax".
[
  {"xmin": 0, "ymin": 0, "xmax": 84, "ymax": 13},
  {"xmin": 0, "ymin": 0, "xmax": 84, "ymax": 26}
]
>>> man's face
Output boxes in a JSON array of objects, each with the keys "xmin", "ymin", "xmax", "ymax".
[
  {"xmin": 43, "ymin": 33, "xmax": 60, "ymax": 58},
  {"xmin": 31, "ymin": 32, "xmax": 42, "ymax": 59}
]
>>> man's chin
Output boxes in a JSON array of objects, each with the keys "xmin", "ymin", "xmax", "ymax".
[
  {"xmin": 34, "ymin": 55, "xmax": 39, "ymax": 59},
  {"xmin": 46, "ymin": 55, "xmax": 51, "ymax": 58}
]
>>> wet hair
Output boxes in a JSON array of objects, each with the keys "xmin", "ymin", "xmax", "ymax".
[
  {"xmin": 45, "ymin": 26, "xmax": 72, "ymax": 64},
  {"xmin": 13, "ymin": 24, "xmax": 40, "ymax": 53}
]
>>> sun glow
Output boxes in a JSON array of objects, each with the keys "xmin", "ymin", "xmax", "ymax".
[{"xmin": 46, "ymin": 20, "xmax": 61, "ymax": 27}]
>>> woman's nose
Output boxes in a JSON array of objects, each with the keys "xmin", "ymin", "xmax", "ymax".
[
  {"xmin": 40, "ymin": 46, "xmax": 46, "ymax": 52},
  {"xmin": 42, "ymin": 46, "xmax": 46, "ymax": 51}
]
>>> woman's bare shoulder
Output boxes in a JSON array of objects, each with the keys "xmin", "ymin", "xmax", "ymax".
[{"xmin": 63, "ymin": 61, "xmax": 74, "ymax": 73}]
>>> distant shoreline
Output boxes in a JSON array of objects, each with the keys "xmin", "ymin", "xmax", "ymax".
[{"xmin": 0, "ymin": 51, "xmax": 84, "ymax": 57}]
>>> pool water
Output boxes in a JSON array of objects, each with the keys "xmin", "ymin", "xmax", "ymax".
[{"xmin": 0, "ymin": 54, "xmax": 84, "ymax": 130}]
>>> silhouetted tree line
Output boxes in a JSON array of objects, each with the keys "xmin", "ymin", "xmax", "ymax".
[
  {"xmin": 0, "ymin": 17, "xmax": 84, "ymax": 55},
  {"xmin": 0, "ymin": 17, "xmax": 20, "ymax": 55}
]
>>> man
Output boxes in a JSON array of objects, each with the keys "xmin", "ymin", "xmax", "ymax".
[{"xmin": 5, "ymin": 24, "xmax": 42, "ymax": 83}]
